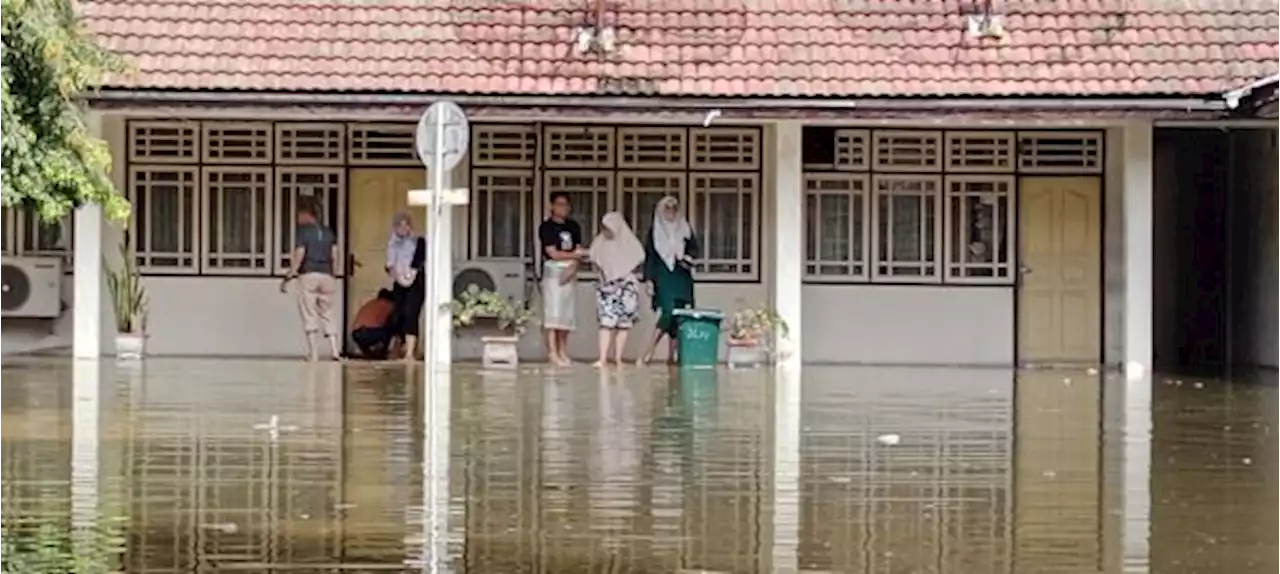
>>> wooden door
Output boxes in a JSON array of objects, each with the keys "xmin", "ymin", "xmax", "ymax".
[
  {"xmin": 1018, "ymin": 177, "xmax": 1102, "ymax": 364},
  {"xmin": 346, "ymin": 169, "xmax": 425, "ymax": 328}
]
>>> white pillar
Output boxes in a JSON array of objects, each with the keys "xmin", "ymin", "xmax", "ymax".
[
  {"xmin": 1122, "ymin": 122, "xmax": 1154, "ymax": 378},
  {"xmin": 70, "ymin": 360, "xmax": 101, "ymax": 555},
  {"xmin": 770, "ymin": 368, "xmax": 801, "ymax": 573},
  {"xmin": 772, "ymin": 122, "xmax": 804, "ymax": 367},
  {"xmin": 73, "ymin": 203, "xmax": 104, "ymax": 358}
]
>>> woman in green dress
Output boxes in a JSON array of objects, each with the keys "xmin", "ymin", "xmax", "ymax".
[{"xmin": 638, "ymin": 195, "xmax": 699, "ymax": 365}]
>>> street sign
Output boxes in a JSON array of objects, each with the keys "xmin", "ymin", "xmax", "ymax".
[
  {"xmin": 408, "ymin": 188, "xmax": 469, "ymax": 206},
  {"xmin": 415, "ymin": 101, "xmax": 469, "ymax": 172}
]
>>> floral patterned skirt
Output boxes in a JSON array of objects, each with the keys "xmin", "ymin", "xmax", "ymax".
[{"xmin": 596, "ymin": 276, "xmax": 640, "ymax": 329}]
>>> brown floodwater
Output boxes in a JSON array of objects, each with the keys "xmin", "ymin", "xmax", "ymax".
[{"xmin": 0, "ymin": 358, "xmax": 1274, "ymax": 573}]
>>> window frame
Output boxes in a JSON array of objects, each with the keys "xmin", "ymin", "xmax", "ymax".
[
  {"xmin": 943, "ymin": 174, "xmax": 1017, "ymax": 285},
  {"xmin": 869, "ymin": 173, "xmax": 944, "ymax": 284},
  {"xmin": 469, "ymin": 167, "xmax": 536, "ymax": 263},
  {"xmin": 803, "ymin": 172, "xmax": 870, "ymax": 283},
  {"xmin": 274, "ymin": 166, "xmax": 346, "ymax": 277},
  {"xmin": 200, "ymin": 165, "xmax": 274, "ymax": 276},
  {"xmin": 688, "ymin": 171, "xmax": 761, "ymax": 282},
  {"xmin": 129, "ymin": 165, "xmax": 201, "ymax": 274}
]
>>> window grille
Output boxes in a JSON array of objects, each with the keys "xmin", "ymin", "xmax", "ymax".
[
  {"xmin": 617, "ymin": 127, "xmax": 686, "ymax": 169},
  {"xmin": 543, "ymin": 171, "xmax": 613, "ymax": 266},
  {"xmin": 617, "ymin": 171, "xmax": 685, "ymax": 243},
  {"xmin": 834, "ymin": 129, "xmax": 871, "ymax": 170},
  {"xmin": 804, "ymin": 173, "xmax": 870, "ymax": 281},
  {"xmin": 1016, "ymin": 131, "xmax": 1103, "ymax": 173},
  {"xmin": 945, "ymin": 131, "xmax": 1016, "ymax": 172},
  {"xmin": 689, "ymin": 172, "xmax": 759, "ymax": 280},
  {"xmin": 275, "ymin": 123, "xmax": 344, "ymax": 165},
  {"xmin": 9, "ymin": 210, "xmax": 73, "ymax": 262},
  {"xmin": 129, "ymin": 121, "xmax": 199, "ymax": 163},
  {"xmin": 0, "ymin": 207, "xmax": 14, "ymax": 254},
  {"xmin": 129, "ymin": 166, "xmax": 200, "ymax": 272},
  {"xmin": 275, "ymin": 167, "xmax": 345, "ymax": 275},
  {"xmin": 543, "ymin": 126, "xmax": 614, "ymax": 168},
  {"xmin": 472, "ymin": 124, "xmax": 537, "ymax": 167},
  {"xmin": 945, "ymin": 175, "xmax": 1015, "ymax": 283},
  {"xmin": 202, "ymin": 167, "xmax": 272, "ymax": 273},
  {"xmin": 347, "ymin": 123, "xmax": 418, "ymax": 165},
  {"xmin": 873, "ymin": 130, "xmax": 942, "ymax": 172},
  {"xmin": 690, "ymin": 127, "xmax": 760, "ymax": 170},
  {"xmin": 871, "ymin": 174, "xmax": 942, "ymax": 282},
  {"xmin": 471, "ymin": 169, "xmax": 535, "ymax": 260},
  {"xmin": 202, "ymin": 122, "xmax": 272, "ymax": 164}
]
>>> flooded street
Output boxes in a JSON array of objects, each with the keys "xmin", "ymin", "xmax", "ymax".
[{"xmin": 1, "ymin": 358, "xmax": 1275, "ymax": 573}]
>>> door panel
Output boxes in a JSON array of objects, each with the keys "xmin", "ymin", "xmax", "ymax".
[
  {"xmin": 1018, "ymin": 177, "xmax": 1101, "ymax": 364},
  {"xmin": 347, "ymin": 169, "xmax": 425, "ymax": 333}
]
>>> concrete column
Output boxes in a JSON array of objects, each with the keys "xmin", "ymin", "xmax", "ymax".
[
  {"xmin": 1122, "ymin": 122, "xmax": 1154, "ymax": 378},
  {"xmin": 772, "ymin": 121, "xmax": 804, "ymax": 367},
  {"xmin": 73, "ymin": 203, "xmax": 104, "ymax": 358},
  {"xmin": 770, "ymin": 368, "xmax": 801, "ymax": 572}
]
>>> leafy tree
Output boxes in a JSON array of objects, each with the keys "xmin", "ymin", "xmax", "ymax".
[{"xmin": 1, "ymin": 0, "xmax": 127, "ymax": 223}]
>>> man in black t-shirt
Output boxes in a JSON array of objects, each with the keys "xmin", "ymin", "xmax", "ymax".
[{"xmin": 538, "ymin": 191, "xmax": 586, "ymax": 365}]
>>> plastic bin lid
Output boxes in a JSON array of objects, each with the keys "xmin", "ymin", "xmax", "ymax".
[{"xmin": 672, "ymin": 308, "xmax": 724, "ymax": 321}]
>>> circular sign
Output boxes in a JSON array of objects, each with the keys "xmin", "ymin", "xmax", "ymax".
[{"xmin": 415, "ymin": 101, "xmax": 470, "ymax": 172}]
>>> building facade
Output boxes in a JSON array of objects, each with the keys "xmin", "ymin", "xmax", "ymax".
[{"xmin": 2, "ymin": 0, "xmax": 1277, "ymax": 369}]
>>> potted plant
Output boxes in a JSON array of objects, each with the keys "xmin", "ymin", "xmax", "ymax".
[
  {"xmin": 449, "ymin": 285, "xmax": 533, "ymax": 368},
  {"xmin": 725, "ymin": 306, "xmax": 789, "ymax": 368},
  {"xmin": 106, "ymin": 240, "xmax": 147, "ymax": 360}
]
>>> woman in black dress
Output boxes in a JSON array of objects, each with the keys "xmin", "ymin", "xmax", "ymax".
[{"xmin": 386, "ymin": 212, "xmax": 426, "ymax": 361}]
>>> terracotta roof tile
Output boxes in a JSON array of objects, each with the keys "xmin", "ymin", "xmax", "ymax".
[{"xmin": 82, "ymin": 0, "xmax": 1279, "ymax": 97}]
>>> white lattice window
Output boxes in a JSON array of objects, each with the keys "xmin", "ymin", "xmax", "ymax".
[
  {"xmin": 202, "ymin": 167, "xmax": 272, "ymax": 274},
  {"xmin": 690, "ymin": 127, "xmax": 760, "ymax": 170},
  {"xmin": 1017, "ymin": 131, "xmax": 1103, "ymax": 173},
  {"xmin": 690, "ymin": 172, "xmax": 759, "ymax": 279},
  {"xmin": 15, "ymin": 210, "xmax": 73, "ymax": 261},
  {"xmin": 472, "ymin": 124, "xmax": 537, "ymax": 167},
  {"xmin": 618, "ymin": 171, "xmax": 685, "ymax": 243},
  {"xmin": 945, "ymin": 176, "xmax": 1015, "ymax": 283},
  {"xmin": 275, "ymin": 123, "xmax": 344, "ymax": 164},
  {"xmin": 873, "ymin": 130, "xmax": 942, "ymax": 172},
  {"xmin": 471, "ymin": 169, "xmax": 535, "ymax": 260},
  {"xmin": 617, "ymin": 127, "xmax": 686, "ymax": 169},
  {"xmin": 871, "ymin": 175, "xmax": 942, "ymax": 282},
  {"xmin": 129, "ymin": 166, "xmax": 199, "ymax": 272},
  {"xmin": 1, "ymin": 207, "xmax": 15, "ymax": 254},
  {"xmin": 347, "ymin": 123, "xmax": 418, "ymax": 165},
  {"xmin": 543, "ymin": 171, "xmax": 613, "ymax": 257},
  {"xmin": 834, "ymin": 129, "xmax": 870, "ymax": 170},
  {"xmin": 543, "ymin": 126, "xmax": 614, "ymax": 168},
  {"xmin": 276, "ymin": 168, "xmax": 345, "ymax": 275},
  {"xmin": 128, "ymin": 121, "xmax": 199, "ymax": 163},
  {"xmin": 945, "ymin": 131, "xmax": 1015, "ymax": 172},
  {"xmin": 804, "ymin": 173, "xmax": 870, "ymax": 281},
  {"xmin": 202, "ymin": 122, "xmax": 272, "ymax": 164}
]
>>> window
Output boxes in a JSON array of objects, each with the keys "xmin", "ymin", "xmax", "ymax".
[
  {"xmin": 1017, "ymin": 131, "xmax": 1103, "ymax": 173},
  {"xmin": 945, "ymin": 131, "xmax": 1015, "ymax": 172},
  {"xmin": 945, "ymin": 176, "xmax": 1014, "ymax": 282},
  {"xmin": 618, "ymin": 172, "xmax": 684, "ymax": 243},
  {"xmin": 690, "ymin": 172, "xmax": 758, "ymax": 279},
  {"xmin": 1, "ymin": 207, "xmax": 14, "ymax": 254},
  {"xmin": 129, "ymin": 121, "xmax": 199, "ymax": 163},
  {"xmin": 0, "ymin": 207, "xmax": 73, "ymax": 262},
  {"xmin": 202, "ymin": 122, "xmax": 272, "ymax": 164},
  {"xmin": 872, "ymin": 175, "xmax": 941, "ymax": 282},
  {"xmin": 276, "ymin": 168, "xmax": 345, "ymax": 275},
  {"xmin": 544, "ymin": 170, "xmax": 613, "ymax": 260},
  {"xmin": 690, "ymin": 127, "xmax": 760, "ymax": 170},
  {"xmin": 804, "ymin": 173, "xmax": 869, "ymax": 281},
  {"xmin": 275, "ymin": 123, "xmax": 344, "ymax": 164},
  {"xmin": 347, "ymin": 123, "xmax": 418, "ymax": 165},
  {"xmin": 202, "ymin": 167, "xmax": 272, "ymax": 274},
  {"xmin": 130, "ymin": 166, "xmax": 199, "ymax": 272},
  {"xmin": 472, "ymin": 124, "xmax": 536, "ymax": 168},
  {"xmin": 617, "ymin": 127, "xmax": 685, "ymax": 170},
  {"xmin": 471, "ymin": 169, "xmax": 535, "ymax": 260},
  {"xmin": 543, "ymin": 126, "xmax": 614, "ymax": 168},
  {"xmin": 873, "ymin": 130, "xmax": 942, "ymax": 172}
]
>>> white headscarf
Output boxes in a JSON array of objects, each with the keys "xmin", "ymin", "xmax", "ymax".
[
  {"xmin": 386, "ymin": 211, "xmax": 419, "ymax": 286},
  {"xmin": 650, "ymin": 196, "xmax": 691, "ymax": 271},
  {"xmin": 590, "ymin": 212, "xmax": 645, "ymax": 282}
]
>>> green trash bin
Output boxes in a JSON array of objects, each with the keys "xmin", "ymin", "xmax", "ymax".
[{"xmin": 672, "ymin": 308, "xmax": 723, "ymax": 368}]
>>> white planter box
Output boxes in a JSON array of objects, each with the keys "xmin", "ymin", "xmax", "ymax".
[
  {"xmin": 116, "ymin": 333, "xmax": 146, "ymax": 361},
  {"xmin": 482, "ymin": 335, "xmax": 520, "ymax": 369},
  {"xmin": 727, "ymin": 342, "xmax": 769, "ymax": 369}
]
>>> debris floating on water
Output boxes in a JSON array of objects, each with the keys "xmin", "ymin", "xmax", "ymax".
[
  {"xmin": 1042, "ymin": 470, "xmax": 1057, "ymax": 478},
  {"xmin": 1086, "ymin": 367, "xmax": 1099, "ymax": 375},
  {"xmin": 1193, "ymin": 382, "xmax": 1205, "ymax": 389},
  {"xmin": 1242, "ymin": 457, "xmax": 1253, "ymax": 465},
  {"xmin": 876, "ymin": 434, "xmax": 901, "ymax": 446}
]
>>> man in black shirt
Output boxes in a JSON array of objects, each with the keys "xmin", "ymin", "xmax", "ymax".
[{"xmin": 538, "ymin": 191, "xmax": 586, "ymax": 365}]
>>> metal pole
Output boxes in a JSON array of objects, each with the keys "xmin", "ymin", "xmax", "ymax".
[{"xmin": 422, "ymin": 104, "xmax": 449, "ymax": 572}]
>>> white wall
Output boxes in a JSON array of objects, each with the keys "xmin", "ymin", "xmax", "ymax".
[
  {"xmin": 1103, "ymin": 127, "xmax": 1128, "ymax": 366},
  {"xmin": 802, "ymin": 285, "xmax": 1013, "ymax": 365}
]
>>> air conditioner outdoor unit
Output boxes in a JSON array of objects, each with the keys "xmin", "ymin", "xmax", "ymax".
[
  {"xmin": 452, "ymin": 260, "xmax": 528, "ymax": 306},
  {"xmin": 1, "ymin": 256, "xmax": 64, "ymax": 318}
]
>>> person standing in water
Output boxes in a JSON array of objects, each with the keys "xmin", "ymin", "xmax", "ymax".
[
  {"xmin": 281, "ymin": 198, "xmax": 341, "ymax": 361},
  {"xmin": 589, "ymin": 212, "xmax": 645, "ymax": 367},
  {"xmin": 385, "ymin": 211, "xmax": 427, "ymax": 361},
  {"xmin": 538, "ymin": 191, "xmax": 586, "ymax": 366},
  {"xmin": 639, "ymin": 195, "xmax": 699, "ymax": 365}
]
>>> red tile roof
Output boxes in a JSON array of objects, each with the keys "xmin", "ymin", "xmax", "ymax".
[{"xmin": 82, "ymin": 0, "xmax": 1280, "ymax": 98}]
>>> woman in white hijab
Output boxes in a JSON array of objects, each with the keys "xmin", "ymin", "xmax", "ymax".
[
  {"xmin": 589, "ymin": 212, "xmax": 646, "ymax": 367},
  {"xmin": 384, "ymin": 211, "xmax": 426, "ymax": 360},
  {"xmin": 638, "ymin": 196, "xmax": 699, "ymax": 365}
]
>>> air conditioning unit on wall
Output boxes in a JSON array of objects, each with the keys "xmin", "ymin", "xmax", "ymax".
[
  {"xmin": 452, "ymin": 260, "xmax": 528, "ymax": 306},
  {"xmin": 2, "ymin": 256, "xmax": 64, "ymax": 318}
]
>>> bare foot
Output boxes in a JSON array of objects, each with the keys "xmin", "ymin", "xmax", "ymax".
[
  {"xmin": 591, "ymin": 360, "xmax": 606, "ymax": 368},
  {"xmin": 636, "ymin": 355, "xmax": 650, "ymax": 366},
  {"xmin": 612, "ymin": 357, "xmax": 625, "ymax": 367}
]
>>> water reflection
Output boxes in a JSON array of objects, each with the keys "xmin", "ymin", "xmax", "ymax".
[{"xmin": 0, "ymin": 359, "xmax": 1274, "ymax": 573}]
